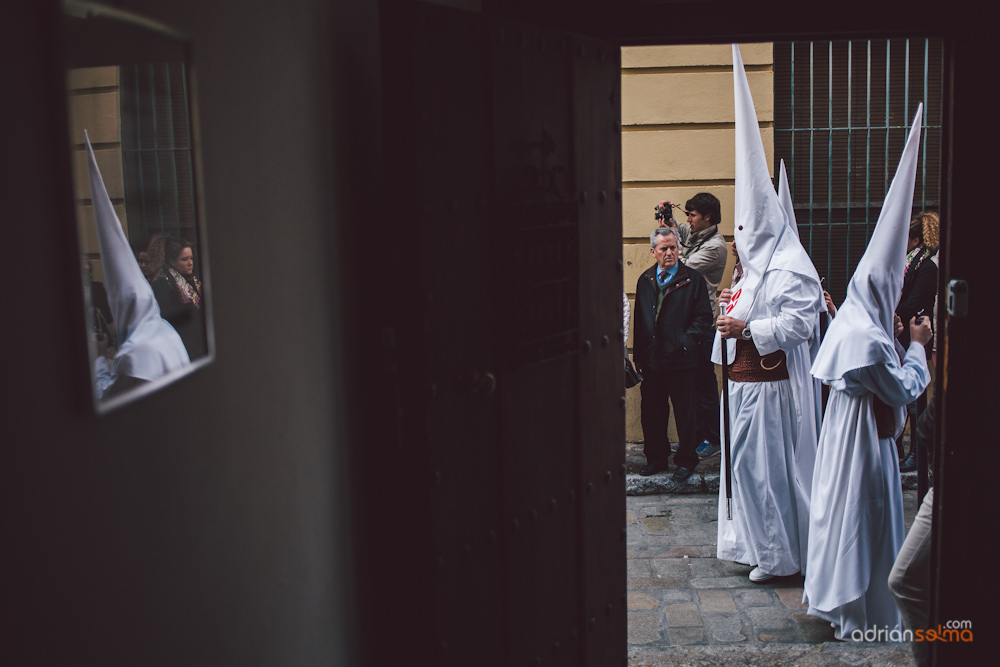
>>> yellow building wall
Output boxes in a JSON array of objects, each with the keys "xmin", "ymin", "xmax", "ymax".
[
  {"xmin": 67, "ymin": 66, "xmax": 127, "ymax": 284},
  {"xmin": 621, "ymin": 43, "xmax": 774, "ymax": 443}
]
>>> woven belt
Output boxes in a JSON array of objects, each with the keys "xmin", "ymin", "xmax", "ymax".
[{"xmin": 728, "ymin": 339, "xmax": 789, "ymax": 383}]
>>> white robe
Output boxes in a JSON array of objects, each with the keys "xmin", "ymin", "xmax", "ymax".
[
  {"xmin": 807, "ymin": 315, "xmax": 826, "ymax": 436},
  {"xmin": 804, "ymin": 341, "xmax": 930, "ymax": 639},
  {"xmin": 786, "ymin": 325, "xmax": 820, "ymax": 571},
  {"xmin": 717, "ymin": 269, "xmax": 818, "ymax": 576}
]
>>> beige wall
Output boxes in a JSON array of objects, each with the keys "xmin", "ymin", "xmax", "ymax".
[
  {"xmin": 68, "ymin": 66, "xmax": 125, "ymax": 284},
  {"xmin": 621, "ymin": 43, "xmax": 773, "ymax": 442}
]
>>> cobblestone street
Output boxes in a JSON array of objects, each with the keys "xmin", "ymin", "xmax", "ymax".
[{"xmin": 626, "ymin": 491, "xmax": 921, "ymax": 666}]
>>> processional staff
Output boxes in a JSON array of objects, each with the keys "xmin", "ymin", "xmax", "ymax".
[{"xmin": 720, "ymin": 301, "xmax": 733, "ymax": 521}]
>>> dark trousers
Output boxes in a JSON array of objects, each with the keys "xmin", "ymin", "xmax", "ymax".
[
  {"xmin": 693, "ymin": 331, "xmax": 721, "ymax": 446},
  {"xmin": 640, "ymin": 367, "xmax": 698, "ymax": 470}
]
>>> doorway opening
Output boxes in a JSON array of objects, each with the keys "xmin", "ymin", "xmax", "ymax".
[{"xmin": 620, "ymin": 38, "xmax": 944, "ymax": 654}]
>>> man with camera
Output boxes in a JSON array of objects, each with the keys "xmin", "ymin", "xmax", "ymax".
[
  {"xmin": 655, "ymin": 194, "xmax": 728, "ymax": 460},
  {"xmin": 633, "ymin": 227, "xmax": 714, "ymax": 481}
]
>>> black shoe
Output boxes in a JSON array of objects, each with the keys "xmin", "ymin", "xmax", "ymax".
[
  {"xmin": 672, "ymin": 466, "xmax": 694, "ymax": 482},
  {"xmin": 639, "ymin": 464, "xmax": 669, "ymax": 476},
  {"xmin": 899, "ymin": 450, "xmax": 918, "ymax": 473}
]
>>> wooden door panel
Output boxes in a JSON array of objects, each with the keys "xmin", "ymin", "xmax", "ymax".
[
  {"xmin": 488, "ymin": 20, "xmax": 592, "ymax": 664},
  {"xmin": 379, "ymin": 4, "xmax": 623, "ymax": 665},
  {"xmin": 571, "ymin": 35, "xmax": 627, "ymax": 667},
  {"xmin": 403, "ymin": 6, "xmax": 507, "ymax": 665},
  {"xmin": 499, "ymin": 356, "xmax": 581, "ymax": 666}
]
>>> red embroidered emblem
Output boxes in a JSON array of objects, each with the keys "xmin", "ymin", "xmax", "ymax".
[{"xmin": 725, "ymin": 288, "xmax": 742, "ymax": 314}]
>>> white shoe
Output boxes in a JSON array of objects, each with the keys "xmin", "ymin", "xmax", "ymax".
[{"xmin": 749, "ymin": 566, "xmax": 775, "ymax": 583}]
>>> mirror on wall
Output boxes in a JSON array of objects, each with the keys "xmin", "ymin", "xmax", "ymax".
[{"xmin": 64, "ymin": 1, "xmax": 213, "ymax": 413}]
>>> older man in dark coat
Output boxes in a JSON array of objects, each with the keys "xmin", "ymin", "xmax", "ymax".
[{"xmin": 633, "ymin": 227, "xmax": 713, "ymax": 481}]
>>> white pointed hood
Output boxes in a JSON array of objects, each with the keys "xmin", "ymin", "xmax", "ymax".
[
  {"xmin": 777, "ymin": 160, "xmax": 798, "ymax": 240},
  {"xmin": 811, "ymin": 104, "xmax": 923, "ymax": 382},
  {"xmin": 85, "ymin": 131, "xmax": 190, "ymax": 384},
  {"xmin": 777, "ymin": 159, "xmax": 826, "ymax": 311},
  {"xmin": 712, "ymin": 45, "xmax": 822, "ymax": 364}
]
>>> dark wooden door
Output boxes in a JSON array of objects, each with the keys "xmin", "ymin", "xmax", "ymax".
[{"xmin": 369, "ymin": 2, "xmax": 625, "ymax": 665}]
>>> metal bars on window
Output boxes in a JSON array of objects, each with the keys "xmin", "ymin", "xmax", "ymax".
[
  {"xmin": 774, "ymin": 39, "xmax": 943, "ymax": 302},
  {"xmin": 119, "ymin": 63, "xmax": 197, "ymax": 249}
]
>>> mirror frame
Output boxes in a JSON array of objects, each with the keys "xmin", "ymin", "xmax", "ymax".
[{"xmin": 62, "ymin": 0, "xmax": 215, "ymax": 414}]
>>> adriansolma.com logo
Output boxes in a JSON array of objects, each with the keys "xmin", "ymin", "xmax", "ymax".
[{"xmin": 850, "ymin": 621, "xmax": 973, "ymax": 643}]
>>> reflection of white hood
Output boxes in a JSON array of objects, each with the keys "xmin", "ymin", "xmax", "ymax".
[
  {"xmin": 712, "ymin": 45, "xmax": 822, "ymax": 365},
  {"xmin": 85, "ymin": 131, "xmax": 189, "ymax": 384},
  {"xmin": 811, "ymin": 104, "xmax": 923, "ymax": 382}
]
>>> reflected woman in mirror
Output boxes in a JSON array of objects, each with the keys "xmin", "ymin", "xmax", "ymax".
[
  {"xmin": 152, "ymin": 237, "xmax": 206, "ymax": 359},
  {"xmin": 138, "ymin": 235, "xmax": 167, "ymax": 284}
]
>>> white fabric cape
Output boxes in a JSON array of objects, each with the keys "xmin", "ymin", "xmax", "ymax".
[
  {"xmin": 804, "ymin": 349, "xmax": 929, "ymax": 637},
  {"xmin": 775, "ymin": 159, "xmax": 823, "ymax": 568},
  {"xmin": 778, "ymin": 158, "xmax": 826, "ymax": 429},
  {"xmin": 85, "ymin": 131, "xmax": 189, "ymax": 396},
  {"xmin": 804, "ymin": 105, "xmax": 927, "ymax": 634}
]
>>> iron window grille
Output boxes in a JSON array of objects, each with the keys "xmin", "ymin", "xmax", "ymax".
[
  {"xmin": 119, "ymin": 62, "xmax": 198, "ymax": 252},
  {"xmin": 774, "ymin": 39, "xmax": 943, "ymax": 303}
]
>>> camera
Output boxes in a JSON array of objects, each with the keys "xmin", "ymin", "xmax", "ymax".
[{"xmin": 655, "ymin": 203, "xmax": 686, "ymax": 221}]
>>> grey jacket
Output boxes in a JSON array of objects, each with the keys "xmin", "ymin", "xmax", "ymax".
[{"xmin": 676, "ymin": 222, "xmax": 728, "ymax": 321}]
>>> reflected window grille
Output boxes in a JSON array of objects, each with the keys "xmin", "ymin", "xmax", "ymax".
[
  {"xmin": 120, "ymin": 63, "xmax": 197, "ymax": 251},
  {"xmin": 774, "ymin": 39, "xmax": 943, "ymax": 303}
]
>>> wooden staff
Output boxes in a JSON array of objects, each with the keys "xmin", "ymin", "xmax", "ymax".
[{"xmin": 720, "ymin": 303, "xmax": 733, "ymax": 520}]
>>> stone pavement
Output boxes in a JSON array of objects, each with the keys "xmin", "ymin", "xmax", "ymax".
[
  {"xmin": 624, "ymin": 441, "xmax": 928, "ymax": 495},
  {"xmin": 626, "ymin": 490, "xmax": 921, "ymax": 666}
]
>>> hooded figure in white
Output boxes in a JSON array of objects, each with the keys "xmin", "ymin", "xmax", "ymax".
[
  {"xmin": 713, "ymin": 45, "xmax": 824, "ymax": 580},
  {"xmin": 804, "ymin": 105, "xmax": 931, "ymax": 639},
  {"xmin": 774, "ymin": 159, "xmax": 824, "ymax": 570},
  {"xmin": 777, "ymin": 160, "xmax": 826, "ymax": 438},
  {"xmin": 85, "ymin": 131, "xmax": 190, "ymax": 399}
]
